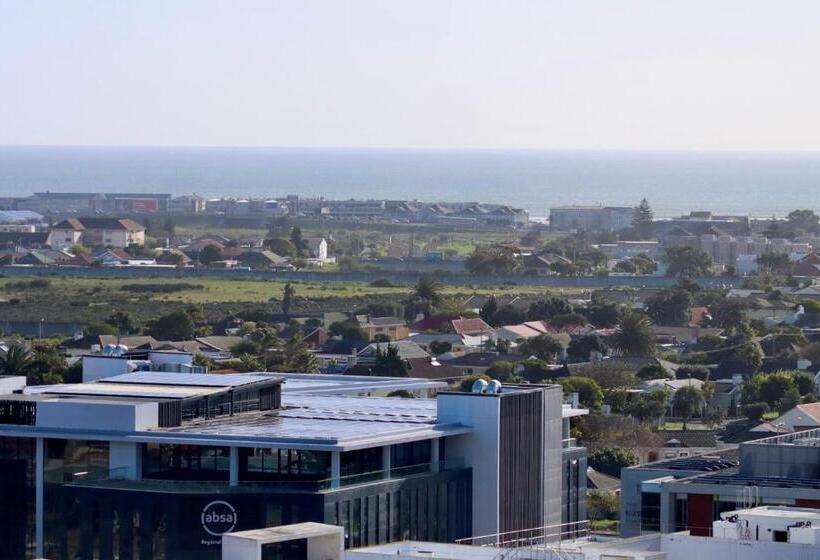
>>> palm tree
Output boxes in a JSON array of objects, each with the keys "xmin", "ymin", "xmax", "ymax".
[
  {"xmin": 612, "ymin": 312, "xmax": 656, "ymax": 357},
  {"xmin": 411, "ymin": 276, "xmax": 443, "ymax": 307},
  {"xmin": 0, "ymin": 345, "xmax": 32, "ymax": 374}
]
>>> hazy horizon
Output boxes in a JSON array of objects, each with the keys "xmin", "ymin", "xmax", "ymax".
[{"xmin": 2, "ymin": 1, "xmax": 820, "ymax": 151}]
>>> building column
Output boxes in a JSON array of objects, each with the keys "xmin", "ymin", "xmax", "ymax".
[
  {"xmin": 229, "ymin": 447, "xmax": 239, "ymax": 487},
  {"xmin": 660, "ymin": 490, "xmax": 676, "ymax": 533},
  {"xmin": 330, "ymin": 451, "xmax": 341, "ymax": 489},
  {"xmin": 35, "ymin": 437, "xmax": 44, "ymax": 558},
  {"xmin": 430, "ymin": 438, "xmax": 440, "ymax": 472},
  {"xmin": 382, "ymin": 445, "xmax": 391, "ymax": 479}
]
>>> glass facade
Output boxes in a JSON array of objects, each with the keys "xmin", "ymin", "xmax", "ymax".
[
  {"xmin": 240, "ymin": 448, "xmax": 330, "ymax": 480},
  {"xmin": 0, "ymin": 436, "xmax": 36, "ymax": 559},
  {"xmin": 341, "ymin": 448, "xmax": 382, "ymax": 478},
  {"xmin": 390, "ymin": 441, "xmax": 431, "ymax": 469},
  {"xmin": 142, "ymin": 444, "xmax": 231, "ymax": 481},
  {"xmin": 43, "ymin": 439, "xmax": 110, "ymax": 559}
]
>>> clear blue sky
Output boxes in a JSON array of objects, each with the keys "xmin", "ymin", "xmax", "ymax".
[{"xmin": 1, "ymin": 0, "xmax": 819, "ymax": 150}]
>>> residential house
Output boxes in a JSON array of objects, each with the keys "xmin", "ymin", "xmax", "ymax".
[
  {"xmin": 304, "ymin": 237, "xmax": 329, "ymax": 261},
  {"xmin": 794, "ymin": 253, "xmax": 820, "ymax": 277},
  {"xmin": 236, "ymin": 250, "xmax": 289, "ymax": 269},
  {"xmin": 451, "ymin": 317, "xmax": 494, "ymax": 338},
  {"xmin": 50, "ymin": 217, "xmax": 146, "ymax": 248},
  {"xmin": 761, "ymin": 402, "xmax": 820, "ymax": 433},
  {"xmin": 636, "ymin": 430, "xmax": 720, "ymax": 463},
  {"xmin": 439, "ymin": 352, "xmax": 529, "ymax": 377},
  {"xmin": 356, "ymin": 315, "xmax": 409, "ymax": 341}
]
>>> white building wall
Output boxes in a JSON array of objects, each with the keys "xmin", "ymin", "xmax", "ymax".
[{"xmin": 437, "ymin": 393, "xmax": 501, "ymax": 536}]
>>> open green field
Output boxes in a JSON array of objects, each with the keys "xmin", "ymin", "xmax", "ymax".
[{"xmin": 0, "ymin": 275, "xmax": 592, "ymax": 305}]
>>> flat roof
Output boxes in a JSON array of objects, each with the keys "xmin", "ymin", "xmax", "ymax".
[
  {"xmin": 99, "ymin": 372, "xmax": 279, "ymax": 388},
  {"xmin": 156, "ymin": 394, "xmax": 471, "ymax": 450},
  {"xmin": 275, "ymin": 373, "xmax": 447, "ymax": 395},
  {"xmin": 26, "ymin": 382, "xmax": 222, "ymax": 400}
]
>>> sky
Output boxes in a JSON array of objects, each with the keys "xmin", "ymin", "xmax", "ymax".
[{"xmin": 1, "ymin": 0, "xmax": 819, "ymax": 151}]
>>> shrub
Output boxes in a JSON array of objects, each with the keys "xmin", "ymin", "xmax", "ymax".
[
  {"xmin": 120, "ymin": 283, "xmax": 203, "ymax": 293},
  {"xmin": 743, "ymin": 402, "xmax": 770, "ymax": 422}
]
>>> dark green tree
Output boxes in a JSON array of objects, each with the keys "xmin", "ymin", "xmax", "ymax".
[
  {"xmin": 664, "ymin": 246, "xmax": 713, "ymax": 278},
  {"xmin": 146, "ymin": 310, "xmax": 196, "ymax": 340},
  {"xmin": 612, "ymin": 312, "xmax": 656, "ymax": 357},
  {"xmin": 645, "ymin": 289, "xmax": 693, "ymax": 327},
  {"xmin": 281, "ymin": 283, "xmax": 295, "ymax": 318},
  {"xmin": 199, "ymin": 244, "xmax": 223, "ymax": 265},
  {"xmin": 372, "ymin": 344, "xmax": 408, "ymax": 377},
  {"xmin": 632, "ymin": 198, "xmax": 655, "ymax": 240},
  {"xmin": 588, "ymin": 447, "xmax": 638, "ymax": 477}
]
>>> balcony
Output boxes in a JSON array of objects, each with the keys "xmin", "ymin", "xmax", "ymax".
[{"xmin": 54, "ymin": 459, "xmax": 467, "ymax": 495}]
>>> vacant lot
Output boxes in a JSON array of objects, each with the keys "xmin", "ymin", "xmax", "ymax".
[{"xmin": 0, "ymin": 275, "xmax": 594, "ymax": 326}]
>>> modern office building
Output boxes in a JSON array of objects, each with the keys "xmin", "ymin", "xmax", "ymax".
[
  {"xmin": 0, "ymin": 372, "xmax": 587, "ymax": 560},
  {"xmin": 621, "ymin": 428, "xmax": 820, "ymax": 539}
]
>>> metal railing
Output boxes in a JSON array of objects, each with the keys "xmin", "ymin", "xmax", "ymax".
[
  {"xmin": 316, "ymin": 459, "xmax": 465, "ymax": 491},
  {"xmin": 455, "ymin": 520, "xmax": 590, "ymax": 549}
]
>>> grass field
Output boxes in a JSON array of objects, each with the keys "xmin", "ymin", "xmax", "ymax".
[{"xmin": 0, "ymin": 275, "xmax": 592, "ymax": 306}]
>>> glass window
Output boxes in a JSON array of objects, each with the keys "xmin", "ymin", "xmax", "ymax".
[
  {"xmin": 240, "ymin": 448, "xmax": 330, "ymax": 480},
  {"xmin": 342, "ymin": 448, "xmax": 382, "ymax": 478},
  {"xmin": 391, "ymin": 441, "xmax": 432, "ymax": 469},
  {"xmin": 44, "ymin": 439, "xmax": 109, "ymax": 483},
  {"xmin": 142, "ymin": 444, "xmax": 230, "ymax": 480}
]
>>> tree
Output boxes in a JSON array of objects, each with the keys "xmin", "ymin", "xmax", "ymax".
[
  {"xmin": 612, "ymin": 312, "xmax": 656, "ymax": 357},
  {"xmin": 549, "ymin": 313, "xmax": 587, "ymax": 330},
  {"xmin": 428, "ymin": 340, "xmax": 452, "ymax": 355},
  {"xmin": 386, "ymin": 390, "xmax": 416, "ymax": 399},
  {"xmin": 558, "ymin": 377, "xmax": 604, "ymax": 410},
  {"xmin": 231, "ymin": 340, "xmax": 261, "ymax": 356},
  {"xmin": 735, "ymin": 341, "xmax": 764, "ymax": 373},
  {"xmin": 568, "ymin": 335, "xmax": 608, "ymax": 361},
  {"xmin": 645, "ymin": 289, "xmax": 693, "ymax": 327},
  {"xmin": 0, "ymin": 345, "xmax": 32, "ymax": 374},
  {"xmin": 786, "ymin": 209, "xmax": 820, "ymax": 233},
  {"xmin": 199, "ymin": 244, "xmax": 223, "ymax": 265},
  {"xmin": 675, "ymin": 365, "xmax": 710, "ymax": 381},
  {"xmin": 743, "ymin": 402, "xmax": 770, "ymax": 422},
  {"xmin": 146, "ymin": 310, "xmax": 195, "ymax": 340},
  {"xmin": 465, "ymin": 246, "xmax": 519, "ymax": 275},
  {"xmin": 492, "ymin": 304, "xmax": 526, "ymax": 326},
  {"xmin": 290, "ymin": 226, "xmax": 307, "ymax": 256},
  {"xmin": 485, "ymin": 360, "xmax": 519, "ymax": 383},
  {"xmin": 83, "ymin": 321, "xmax": 118, "ymax": 337},
  {"xmin": 263, "ymin": 237, "xmax": 297, "ymax": 257},
  {"xmin": 372, "ymin": 344, "xmax": 408, "ymax": 377},
  {"xmin": 526, "ymin": 297, "xmax": 573, "ymax": 321},
  {"xmin": 672, "ymin": 386, "xmax": 704, "ymax": 426},
  {"xmin": 588, "ymin": 447, "xmax": 638, "ymax": 478},
  {"xmin": 703, "ymin": 406, "xmax": 727, "ymax": 428},
  {"xmin": 519, "ymin": 334, "xmax": 564, "ymax": 362},
  {"xmin": 708, "ymin": 298, "xmax": 746, "ymax": 329},
  {"xmin": 106, "ymin": 311, "xmax": 136, "ymax": 334},
  {"xmin": 612, "ymin": 260, "xmax": 636, "ymax": 273},
  {"xmin": 411, "ymin": 276, "xmax": 443, "ymax": 308},
  {"xmin": 743, "ymin": 371, "xmax": 799, "ymax": 410},
  {"xmin": 636, "ymin": 363, "xmax": 672, "ymax": 380},
  {"xmin": 479, "ymin": 295, "xmax": 499, "ymax": 325},
  {"xmin": 632, "ymin": 198, "xmax": 654, "ymax": 240},
  {"xmin": 625, "ymin": 392, "xmax": 669, "ymax": 422},
  {"xmin": 756, "ymin": 252, "xmax": 793, "ymax": 274},
  {"xmin": 582, "ymin": 362, "xmax": 638, "ymax": 395},
  {"xmin": 583, "ymin": 303, "xmax": 623, "ymax": 328},
  {"xmin": 664, "ymin": 246, "xmax": 713, "ymax": 278},
  {"xmin": 328, "ymin": 320, "xmax": 366, "ymax": 341},
  {"xmin": 234, "ymin": 354, "xmax": 266, "ymax": 373},
  {"xmin": 459, "ymin": 374, "xmax": 491, "ymax": 392},
  {"xmin": 282, "ymin": 333, "xmax": 320, "ymax": 373},
  {"xmin": 281, "ymin": 283, "xmax": 295, "ymax": 318}
]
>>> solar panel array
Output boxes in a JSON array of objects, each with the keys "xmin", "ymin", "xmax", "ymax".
[
  {"xmin": 695, "ymin": 473, "xmax": 820, "ymax": 490},
  {"xmin": 99, "ymin": 372, "xmax": 275, "ymax": 388}
]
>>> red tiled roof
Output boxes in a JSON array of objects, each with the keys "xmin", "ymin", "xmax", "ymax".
[{"xmin": 451, "ymin": 317, "xmax": 493, "ymax": 336}]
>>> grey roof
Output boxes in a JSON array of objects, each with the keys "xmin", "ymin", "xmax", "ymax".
[
  {"xmin": 98, "ymin": 372, "xmax": 276, "ymax": 388},
  {"xmin": 157, "ymin": 394, "xmax": 471, "ymax": 450},
  {"xmin": 358, "ymin": 341, "xmax": 430, "ymax": 360}
]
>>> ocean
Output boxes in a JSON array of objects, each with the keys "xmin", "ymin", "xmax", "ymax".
[{"xmin": 1, "ymin": 146, "xmax": 819, "ymax": 218}]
